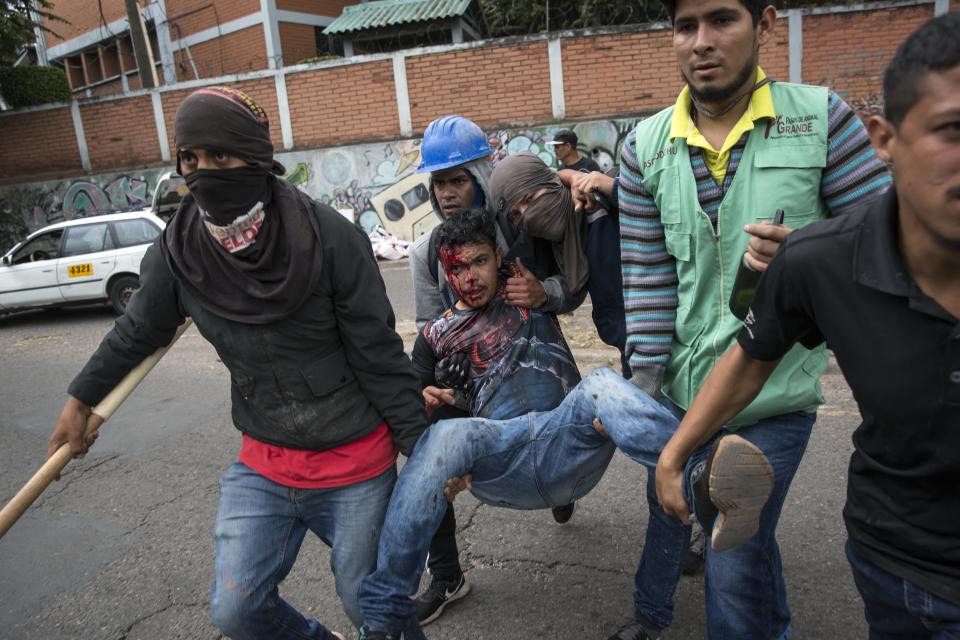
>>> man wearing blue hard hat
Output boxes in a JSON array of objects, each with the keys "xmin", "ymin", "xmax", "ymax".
[
  {"xmin": 412, "ymin": 115, "xmax": 585, "ymax": 328},
  {"xmin": 412, "ymin": 115, "xmax": 497, "ymax": 328},
  {"xmin": 407, "ymin": 115, "xmax": 497, "ymax": 627},
  {"xmin": 408, "ymin": 116, "xmax": 587, "ymax": 626}
]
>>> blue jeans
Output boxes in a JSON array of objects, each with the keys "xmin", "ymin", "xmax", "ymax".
[
  {"xmin": 847, "ymin": 539, "xmax": 960, "ymax": 639},
  {"xmin": 210, "ymin": 462, "xmax": 396, "ymax": 639},
  {"xmin": 633, "ymin": 400, "xmax": 814, "ymax": 640},
  {"xmin": 358, "ymin": 367, "xmax": 691, "ymax": 637}
]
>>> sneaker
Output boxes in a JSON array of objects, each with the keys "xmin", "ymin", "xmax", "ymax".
[
  {"xmin": 606, "ymin": 617, "xmax": 660, "ymax": 640},
  {"xmin": 682, "ymin": 521, "xmax": 706, "ymax": 576},
  {"xmin": 330, "ymin": 633, "xmax": 345, "ymax": 640},
  {"xmin": 357, "ymin": 627, "xmax": 398, "ymax": 640},
  {"xmin": 692, "ymin": 434, "xmax": 774, "ymax": 552},
  {"xmin": 414, "ymin": 573, "xmax": 471, "ymax": 625},
  {"xmin": 551, "ymin": 502, "xmax": 576, "ymax": 524}
]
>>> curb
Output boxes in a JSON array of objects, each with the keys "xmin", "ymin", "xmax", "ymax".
[{"xmin": 378, "ymin": 257, "xmax": 410, "ymax": 272}]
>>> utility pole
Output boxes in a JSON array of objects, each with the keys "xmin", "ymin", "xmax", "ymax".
[
  {"xmin": 124, "ymin": 0, "xmax": 158, "ymax": 88},
  {"xmin": 30, "ymin": 0, "xmax": 49, "ymax": 65}
]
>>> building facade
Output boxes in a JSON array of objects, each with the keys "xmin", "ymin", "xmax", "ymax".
[{"xmin": 37, "ymin": 0, "xmax": 355, "ymax": 97}]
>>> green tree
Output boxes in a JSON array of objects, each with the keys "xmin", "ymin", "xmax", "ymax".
[
  {"xmin": 479, "ymin": 0, "xmax": 897, "ymax": 36},
  {"xmin": 480, "ymin": 0, "xmax": 666, "ymax": 37},
  {"xmin": 1, "ymin": 0, "xmax": 66, "ymax": 66}
]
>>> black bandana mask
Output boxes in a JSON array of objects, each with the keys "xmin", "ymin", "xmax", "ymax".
[
  {"xmin": 184, "ymin": 165, "xmax": 270, "ymax": 225},
  {"xmin": 163, "ymin": 86, "xmax": 323, "ymax": 324}
]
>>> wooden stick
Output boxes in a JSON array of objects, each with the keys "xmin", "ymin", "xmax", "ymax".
[{"xmin": 0, "ymin": 319, "xmax": 193, "ymax": 540}]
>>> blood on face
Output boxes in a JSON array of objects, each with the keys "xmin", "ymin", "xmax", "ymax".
[{"xmin": 438, "ymin": 242, "xmax": 499, "ymax": 308}]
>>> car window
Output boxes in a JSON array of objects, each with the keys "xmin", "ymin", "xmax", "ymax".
[
  {"xmin": 153, "ymin": 176, "xmax": 187, "ymax": 222},
  {"xmin": 112, "ymin": 218, "xmax": 161, "ymax": 248},
  {"xmin": 10, "ymin": 230, "xmax": 64, "ymax": 264},
  {"xmin": 62, "ymin": 223, "xmax": 110, "ymax": 257}
]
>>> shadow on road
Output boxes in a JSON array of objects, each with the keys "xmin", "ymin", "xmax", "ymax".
[{"xmin": 0, "ymin": 305, "xmax": 117, "ymax": 329}]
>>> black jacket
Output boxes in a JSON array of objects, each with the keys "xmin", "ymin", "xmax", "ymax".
[{"xmin": 69, "ymin": 200, "xmax": 427, "ymax": 456}]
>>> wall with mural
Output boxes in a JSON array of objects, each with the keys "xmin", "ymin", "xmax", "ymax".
[
  {"xmin": 0, "ymin": 173, "xmax": 160, "ymax": 232},
  {"xmin": 0, "ymin": 117, "xmax": 642, "ymax": 248}
]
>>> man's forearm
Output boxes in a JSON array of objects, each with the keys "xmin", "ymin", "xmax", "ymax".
[
  {"xmin": 618, "ymin": 135, "xmax": 678, "ymax": 382},
  {"xmin": 539, "ymin": 273, "xmax": 586, "ymax": 313},
  {"xmin": 660, "ymin": 344, "xmax": 779, "ymax": 468},
  {"xmin": 556, "ymin": 168, "xmax": 579, "ymax": 187}
]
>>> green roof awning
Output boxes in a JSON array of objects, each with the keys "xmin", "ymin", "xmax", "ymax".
[{"xmin": 324, "ymin": 0, "xmax": 473, "ymax": 35}]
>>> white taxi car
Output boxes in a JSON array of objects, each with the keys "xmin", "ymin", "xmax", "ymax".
[{"xmin": 0, "ymin": 211, "xmax": 165, "ymax": 315}]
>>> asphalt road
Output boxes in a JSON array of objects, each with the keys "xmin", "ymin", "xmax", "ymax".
[{"xmin": 0, "ymin": 259, "xmax": 866, "ymax": 639}]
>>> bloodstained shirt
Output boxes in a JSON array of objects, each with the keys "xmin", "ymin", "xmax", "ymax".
[{"xmin": 412, "ymin": 265, "xmax": 581, "ymax": 420}]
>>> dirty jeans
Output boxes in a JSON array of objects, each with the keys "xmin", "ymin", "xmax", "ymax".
[
  {"xmin": 210, "ymin": 462, "xmax": 396, "ymax": 640},
  {"xmin": 358, "ymin": 367, "xmax": 690, "ymax": 637},
  {"xmin": 634, "ymin": 400, "xmax": 815, "ymax": 640}
]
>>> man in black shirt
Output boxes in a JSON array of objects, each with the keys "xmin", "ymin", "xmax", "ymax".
[
  {"xmin": 547, "ymin": 128, "xmax": 602, "ymax": 173},
  {"xmin": 654, "ymin": 14, "xmax": 960, "ymax": 636}
]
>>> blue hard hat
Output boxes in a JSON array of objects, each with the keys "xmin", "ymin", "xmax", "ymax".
[{"xmin": 417, "ymin": 115, "xmax": 494, "ymax": 173}]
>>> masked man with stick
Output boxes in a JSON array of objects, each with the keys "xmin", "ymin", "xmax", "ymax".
[{"xmin": 44, "ymin": 86, "xmax": 426, "ymax": 640}]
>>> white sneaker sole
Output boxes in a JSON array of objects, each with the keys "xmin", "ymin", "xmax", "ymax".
[
  {"xmin": 709, "ymin": 434, "xmax": 774, "ymax": 552},
  {"xmin": 419, "ymin": 578, "xmax": 472, "ymax": 627}
]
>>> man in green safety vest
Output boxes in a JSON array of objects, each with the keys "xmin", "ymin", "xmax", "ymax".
[{"xmin": 609, "ymin": 0, "xmax": 892, "ymax": 638}]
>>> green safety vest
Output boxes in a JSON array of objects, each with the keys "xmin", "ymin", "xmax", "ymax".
[{"xmin": 634, "ymin": 81, "xmax": 830, "ymax": 426}]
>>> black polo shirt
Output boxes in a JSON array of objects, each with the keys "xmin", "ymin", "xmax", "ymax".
[
  {"xmin": 562, "ymin": 156, "xmax": 601, "ymax": 173},
  {"xmin": 737, "ymin": 188, "xmax": 960, "ymax": 605}
]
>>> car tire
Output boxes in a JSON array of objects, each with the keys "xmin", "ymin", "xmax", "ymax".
[{"xmin": 108, "ymin": 275, "xmax": 139, "ymax": 315}]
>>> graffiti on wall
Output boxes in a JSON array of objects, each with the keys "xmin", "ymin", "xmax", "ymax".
[
  {"xmin": 0, "ymin": 171, "xmax": 164, "ymax": 244},
  {"xmin": 0, "ymin": 117, "xmax": 642, "ymax": 245},
  {"xmin": 284, "ymin": 139, "xmax": 431, "ymax": 240},
  {"xmin": 273, "ymin": 117, "xmax": 641, "ymax": 241}
]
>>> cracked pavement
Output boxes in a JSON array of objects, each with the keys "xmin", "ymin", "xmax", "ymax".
[{"xmin": 0, "ymin": 261, "xmax": 866, "ymax": 638}]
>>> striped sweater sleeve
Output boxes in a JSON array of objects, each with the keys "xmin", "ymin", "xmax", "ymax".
[
  {"xmin": 821, "ymin": 91, "xmax": 892, "ymax": 214},
  {"xmin": 618, "ymin": 130, "xmax": 677, "ymax": 396}
]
